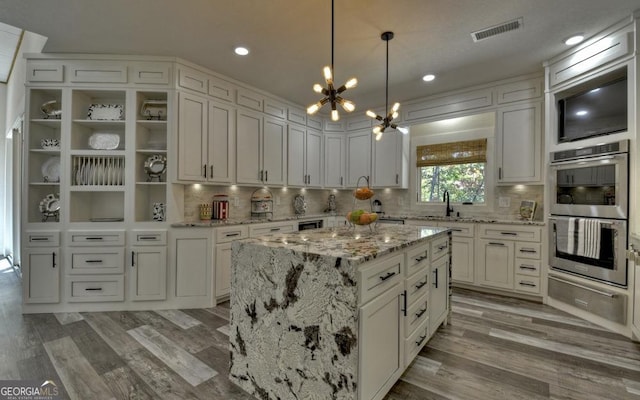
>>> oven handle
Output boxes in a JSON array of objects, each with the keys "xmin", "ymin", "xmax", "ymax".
[
  {"xmin": 548, "ymin": 276, "xmax": 616, "ymax": 298},
  {"xmin": 549, "ymin": 153, "xmax": 626, "ymax": 166},
  {"xmin": 547, "ymin": 215, "xmax": 620, "ymax": 228}
]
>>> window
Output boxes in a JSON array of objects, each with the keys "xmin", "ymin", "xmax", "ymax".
[{"xmin": 417, "ymin": 139, "xmax": 487, "ymax": 204}]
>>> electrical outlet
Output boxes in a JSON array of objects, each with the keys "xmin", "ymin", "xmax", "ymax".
[{"xmin": 498, "ymin": 196, "xmax": 511, "ymax": 208}]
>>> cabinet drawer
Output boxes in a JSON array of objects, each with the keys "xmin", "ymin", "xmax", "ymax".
[
  {"xmin": 178, "ymin": 67, "xmax": 208, "ymax": 93},
  {"xmin": 249, "ymin": 222, "xmax": 297, "ymax": 238},
  {"xmin": 406, "ymin": 267, "xmax": 429, "ymax": 306},
  {"xmin": 359, "ymin": 254, "xmax": 404, "ymax": 305},
  {"xmin": 515, "ymin": 242, "xmax": 541, "ymax": 259},
  {"xmin": 216, "ymin": 225, "xmax": 249, "ymax": 243},
  {"xmin": 67, "ymin": 248, "xmax": 124, "ymax": 274},
  {"xmin": 25, "ymin": 231, "xmax": 60, "ymax": 247},
  {"xmin": 69, "ymin": 64, "xmax": 127, "ymax": 83},
  {"xmin": 306, "ymin": 115, "xmax": 323, "ymax": 130},
  {"xmin": 131, "ymin": 230, "xmax": 167, "ymax": 246},
  {"xmin": 516, "ymin": 259, "xmax": 541, "ymax": 277},
  {"xmin": 405, "ymin": 291, "xmax": 429, "ymax": 336},
  {"xmin": 479, "ymin": 224, "xmax": 541, "ymax": 242},
  {"xmin": 515, "ymin": 275, "xmax": 541, "ymax": 294},
  {"xmin": 404, "ymin": 316, "xmax": 429, "ymax": 367},
  {"xmin": 431, "ymin": 235, "xmax": 449, "ymax": 261},
  {"xmin": 438, "ymin": 222, "xmax": 474, "ymax": 237},
  {"xmin": 67, "ymin": 276, "xmax": 124, "ymax": 302},
  {"xmin": 287, "ymin": 106, "xmax": 307, "ymax": 125},
  {"xmin": 67, "ymin": 231, "xmax": 125, "ymax": 246},
  {"xmin": 132, "ymin": 63, "xmax": 171, "ymax": 84},
  {"xmin": 406, "ymin": 243, "xmax": 429, "ymax": 277},
  {"xmin": 27, "ymin": 63, "xmax": 63, "ymax": 82},
  {"xmin": 264, "ymin": 98, "xmax": 286, "ymax": 119}
]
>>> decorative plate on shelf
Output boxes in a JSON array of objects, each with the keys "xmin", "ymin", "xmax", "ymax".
[
  {"xmin": 144, "ymin": 154, "xmax": 167, "ymax": 182},
  {"xmin": 87, "ymin": 104, "xmax": 124, "ymax": 120},
  {"xmin": 39, "ymin": 193, "xmax": 60, "ymax": 214},
  {"xmin": 88, "ymin": 133, "xmax": 120, "ymax": 150},
  {"xmin": 140, "ymin": 100, "xmax": 167, "ymax": 120},
  {"xmin": 41, "ymin": 156, "xmax": 60, "ymax": 182}
]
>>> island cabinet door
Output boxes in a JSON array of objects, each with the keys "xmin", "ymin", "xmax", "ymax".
[{"xmin": 359, "ymin": 282, "xmax": 404, "ymax": 400}]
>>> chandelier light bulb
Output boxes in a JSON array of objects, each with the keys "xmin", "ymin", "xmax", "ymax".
[
  {"xmin": 342, "ymin": 100, "xmax": 355, "ymax": 112},
  {"xmin": 313, "ymin": 84, "xmax": 324, "ymax": 93},
  {"xmin": 345, "ymin": 78, "xmax": 358, "ymax": 89},
  {"xmin": 307, "ymin": 103, "xmax": 320, "ymax": 114},
  {"xmin": 331, "ymin": 109, "xmax": 339, "ymax": 121},
  {"xmin": 392, "ymin": 111, "xmax": 399, "ymax": 119},
  {"xmin": 372, "ymin": 125, "xmax": 382, "ymax": 134},
  {"xmin": 398, "ymin": 126, "xmax": 409, "ymax": 134},
  {"xmin": 366, "ymin": 110, "xmax": 377, "ymax": 118},
  {"xmin": 323, "ymin": 66, "xmax": 333, "ymax": 82},
  {"xmin": 375, "ymin": 131, "xmax": 383, "ymax": 141},
  {"xmin": 392, "ymin": 102, "xmax": 400, "ymax": 112}
]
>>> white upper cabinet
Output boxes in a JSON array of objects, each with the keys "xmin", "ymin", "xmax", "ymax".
[
  {"xmin": 236, "ymin": 111, "xmax": 287, "ymax": 186},
  {"xmin": 372, "ymin": 132, "xmax": 409, "ymax": 188},
  {"xmin": 324, "ymin": 133, "xmax": 346, "ymax": 188},
  {"xmin": 496, "ymin": 101, "xmax": 542, "ymax": 184},
  {"xmin": 346, "ymin": 130, "xmax": 372, "ymax": 187},
  {"xmin": 177, "ymin": 93, "xmax": 235, "ymax": 183},
  {"xmin": 287, "ymin": 125, "xmax": 322, "ymax": 187}
]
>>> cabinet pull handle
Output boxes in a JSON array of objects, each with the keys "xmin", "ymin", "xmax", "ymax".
[
  {"xmin": 85, "ymin": 237, "xmax": 104, "ymax": 241},
  {"xmin": 31, "ymin": 237, "xmax": 49, "ymax": 241},
  {"xmin": 519, "ymin": 265, "xmax": 536, "ymax": 270},
  {"xmin": 416, "ymin": 335, "xmax": 427, "ymax": 346},
  {"xmin": 210, "ymin": 165, "xmax": 214, "ymax": 177},
  {"xmin": 85, "ymin": 259, "xmax": 103, "ymax": 263},
  {"xmin": 401, "ymin": 290, "xmax": 407, "ymax": 317},
  {"xmin": 519, "ymin": 281, "xmax": 536, "ymax": 287},
  {"xmin": 437, "ymin": 244, "xmax": 447, "ymax": 251},
  {"xmin": 265, "ymin": 170, "xmax": 268, "ymax": 182},
  {"xmin": 433, "ymin": 268, "xmax": 438, "ymax": 288},
  {"xmin": 138, "ymin": 236, "xmax": 158, "ymax": 241},
  {"xmin": 52, "ymin": 252, "xmax": 56, "ymax": 268},
  {"xmin": 414, "ymin": 255, "xmax": 428, "ymax": 263},
  {"xmin": 225, "ymin": 232, "xmax": 241, "ymax": 237},
  {"xmin": 85, "ymin": 287, "xmax": 103, "ymax": 291},
  {"xmin": 396, "ymin": 174, "xmax": 399, "ymax": 184},
  {"xmin": 415, "ymin": 281, "xmax": 427, "ymax": 289},
  {"xmin": 131, "ymin": 251, "xmax": 135, "ymax": 267},
  {"xmin": 500, "ymin": 232, "xmax": 517, "ymax": 236},
  {"xmin": 203, "ymin": 164, "xmax": 207, "ymax": 178},
  {"xmin": 415, "ymin": 308, "xmax": 427, "ymax": 318},
  {"xmin": 340, "ymin": 176, "xmax": 343, "ymax": 186},
  {"xmin": 379, "ymin": 271, "xmax": 396, "ymax": 281},
  {"xmin": 270, "ymin": 227, "xmax": 281, "ymax": 232},
  {"xmin": 451, "ymin": 229, "xmax": 463, "ymax": 232},
  {"xmin": 488, "ymin": 242, "xmax": 505, "ymax": 246},
  {"xmin": 519, "ymin": 248, "xmax": 537, "ymax": 253},
  {"xmin": 498, "ymin": 167, "xmax": 502, "ymax": 180}
]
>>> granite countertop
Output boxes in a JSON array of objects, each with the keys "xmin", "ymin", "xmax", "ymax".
[
  {"xmin": 383, "ymin": 215, "xmax": 546, "ymax": 226},
  {"xmin": 235, "ymin": 225, "xmax": 449, "ymax": 265},
  {"xmin": 171, "ymin": 213, "xmax": 333, "ymax": 228}
]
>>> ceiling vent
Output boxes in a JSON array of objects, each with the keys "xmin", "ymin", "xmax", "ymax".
[{"xmin": 471, "ymin": 18, "xmax": 523, "ymax": 42}]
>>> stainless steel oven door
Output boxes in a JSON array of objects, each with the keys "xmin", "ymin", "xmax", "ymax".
[
  {"xmin": 549, "ymin": 152, "xmax": 628, "ymax": 219},
  {"xmin": 548, "ymin": 216, "xmax": 627, "ymax": 287}
]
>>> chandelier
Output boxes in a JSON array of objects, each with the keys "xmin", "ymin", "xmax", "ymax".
[
  {"xmin": 307, "ymin": 0, "xmax": 357, "ymax": 121},
  {"xmin": 366, "ymin": 31, "xmax": 408, "ymax": 141}
]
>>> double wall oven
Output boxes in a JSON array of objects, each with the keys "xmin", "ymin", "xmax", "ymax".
[{"xmin": 548, "ymin": 140, "xmax": 629, "ymax": 287}]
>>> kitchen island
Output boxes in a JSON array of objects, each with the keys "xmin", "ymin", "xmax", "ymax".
[{"xmin": 229, "ymin": 225, "xmax": 451, "ymax": 400}]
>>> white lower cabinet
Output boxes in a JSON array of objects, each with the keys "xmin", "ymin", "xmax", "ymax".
[
  {"xmin": 214, "ymin": 225, "xmax": 249, "ymax": 300},
  {"xmin": 358, "ymin": 234, "xmax": 451, "ymax": 400},
  {"xmin": 359, "ymin": 282, "xmax": 404, "ymax": 400},
  {"xmin": 451, "ymin": 237, "xmax": 474, "ymax": 283},
  {"xmin": 129, "ymin": 230, "xmax": 167, "ymax": 301},
  {"xmin": 23, "ymin": 247, "xmax": 60, "ymax": 304},
  {"xmin": 173, "ymin": 229, "xmax": 212, "ymax": 301},
  {"xmin": 476, "ymin": 239, "xmax": 514, "ymax": 290},
  {"xmin": 65, "ymin": 230, "xmax": 125, "ymax": 303}
]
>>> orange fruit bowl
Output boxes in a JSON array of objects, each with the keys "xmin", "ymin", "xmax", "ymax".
[
  {"xmin": 346, "ymin": 210, "xmax": 378, "ymax": 225},
  {"xmin": 353, "ymin": 187, "xmax": 374, "ymax": 200}
]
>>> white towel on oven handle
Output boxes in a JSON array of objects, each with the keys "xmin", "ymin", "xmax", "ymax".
[{"xmin": 567, "ymin": 217, "xmax": 601, "ymax": 259}]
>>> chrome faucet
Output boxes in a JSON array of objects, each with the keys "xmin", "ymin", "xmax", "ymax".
[{"xmin": 443, "ymin": 190, "xmax": 453, "ymax": 217}]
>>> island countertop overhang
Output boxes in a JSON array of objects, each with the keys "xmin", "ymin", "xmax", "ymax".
[{"xmin": 231, "ymin": 225, "xmax": 450, "ymax": 265}]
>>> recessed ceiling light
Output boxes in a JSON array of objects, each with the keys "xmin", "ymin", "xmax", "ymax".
[
  {"xmin": 422, "ymin": 74, "xmax": 435, "ymax": 82},
  {"xmin": 576, "ymin": 110, "xmax": 588, "ymax": 116},
  {"xmin": 564, "ymin": 35, "xmax": 584, "ymax": 46},
  {"xmin": 234, "ymin": 47, "xmax": 249, "ymax": 56}
]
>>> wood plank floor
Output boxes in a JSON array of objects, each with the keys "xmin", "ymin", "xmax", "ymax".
[{"xmin": 1, "ymin": 259, "xmax": 639, "ymax": 399}]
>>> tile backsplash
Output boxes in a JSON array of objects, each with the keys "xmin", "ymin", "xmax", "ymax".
[{"xmin": 183, "ymin": 184, "xmax": 544, "ymax": 222}]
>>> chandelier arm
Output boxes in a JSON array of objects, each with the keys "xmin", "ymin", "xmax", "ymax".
[
  {"xmin": 331, "ymin": 0, "xmax": 334, "ymax": 73},
  {"xmin": 385, "ymin": 32, "xmax": 389, "ymax": 114}
]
